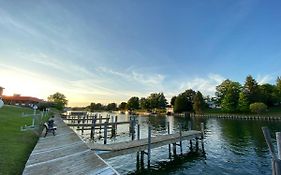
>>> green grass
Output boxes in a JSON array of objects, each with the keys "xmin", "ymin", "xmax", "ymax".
[
  {"xmin": 0, "ymin": 105, "xmax": 49, "ymax": 175},
  {"xmin": 203, "ymin": 106, "xmax": 281, "ymax": 115}
]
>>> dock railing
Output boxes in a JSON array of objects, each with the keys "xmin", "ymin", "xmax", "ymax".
[{"xmin": 262, "ymin": 127, "xmax": 281, "ymax": 175}]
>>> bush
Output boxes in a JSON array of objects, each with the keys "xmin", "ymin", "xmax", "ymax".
[{"xmin": 249, "ymin": 102, "xmax": 267, "ymax": 114}]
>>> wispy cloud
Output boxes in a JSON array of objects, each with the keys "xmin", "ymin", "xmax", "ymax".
[
  {"xmin": 176, "ymin": 73, "xmax": 225, "ymax": 96},
  {"xmin": 256, "ymin": 74, "xmax": 274, "ymax": 84},
  {"xmin": 97, "ymin": 66, "xmax": 165, "ymax": 87}
]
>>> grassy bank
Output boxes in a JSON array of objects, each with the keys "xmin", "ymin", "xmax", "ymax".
[
  {"xmin": 203, "ymin": 106, "xmax": 281, "ymax": 115},
  {"xmin": 0, "ymin": 105, "xmax": 48, "ymax": 175}
]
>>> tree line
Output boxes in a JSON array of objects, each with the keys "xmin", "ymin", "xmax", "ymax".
[
  {"xmin": 37, "ymin": 75, "xmax": 281, "ymax": 115},
  {"xmin": 215, "ymin": 75, "xmax": 281, "ymax": 113}
]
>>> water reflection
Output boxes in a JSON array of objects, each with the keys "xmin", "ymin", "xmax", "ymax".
[{"xmin": 69, "ymin": 113, "xmax": 281, "ymax": 174}]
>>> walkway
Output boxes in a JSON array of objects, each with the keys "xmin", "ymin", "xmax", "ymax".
[{"xmin": 23, "ymin": 117, "xmax": 118, "ymax": 175}]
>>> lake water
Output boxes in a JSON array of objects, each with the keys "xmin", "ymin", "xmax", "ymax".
[{"xmin": 69, "ymin": 113, "xmax": 281, "ymax": 175}]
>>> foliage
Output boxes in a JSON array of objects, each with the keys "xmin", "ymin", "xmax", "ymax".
[
  {"xmin": 118, "ymin": 102, "xmax": 127, "ymax": 110},
  {"xmin": 170, "ymin": 96, "xmax": 176, "ymax": 106},
  {"xmin": 249, "ymin": 102, "xmax": 267, "ymax": 114},
  {"xmin": 173, "ymin": 93, "xmax": 193, "ymax": 113},
  {"xmin": 146, "ymin": 93, "xmax": 168, "ymax": 109},
  {"xmin": 47, "ymin": 92, "xmax": 68, "ymax": 110},
  {"xmin": 237, "ymin": 91, "xmax": 249, "ymax": 112},
  {"xmin": 89, "ymin": 103, "xmax": 105, "ymax": 111},
  {"xmin": 193, "ymin": 91, "xmax": 205, "ymax": 114},
  {"xmin": 107, "ymin": 103, "xmax": 117, "ymax": 111},
  {"xmin": 243, "ymin": 75, "xmax": 260, "ymax": 103},
  {"xmin": 215, "ymin": 79, "xmax": 233, "ymax": 104},
  {"xmin": 126, "ymin": 96, "xmax": 139, "ymax": 110},
  {"xmin": 218, "ymin": 81, "xmax": 241, "ymax": 112},
  {"xmin": 37, "ymin": 102, "xmax": 56, "ymax": 111}
]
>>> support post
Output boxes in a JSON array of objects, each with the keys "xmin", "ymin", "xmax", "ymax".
[
  {"xmin": 167, "ymin": 122, "xmax": 171, "ymax": 159},
  {"xmin": 201, "ymin": 122, "xmax": 205, "ymax": 153},
  {"xmin": 90, "ymin": 116, "xmax": 96, "ymax": 139},
  {"xmin": 179, "ymin": 124, "xmax": 183, "ymax": 155},
  {"xmin": 277, "ymin": 132, "xmax": 281, "ymax": 159},
  {"xmin": 147, "ymin": 125, "xmax": 151, "ymax": 168},
  {"xmin": 196, "ymin": 137, "xmax": 199, "ymax": 152},
  {"xmin": 188, "ymin": 121, "xmax": 192, "ymax": 130},
  {"xmin": 104, "ymin": 118, "xmax": 109, "ymax": 144},
  {"xmin": 190, "ymin": 139, "xmax": 193, "ymax": 151}
]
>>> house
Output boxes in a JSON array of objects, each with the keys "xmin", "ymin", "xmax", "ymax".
[
  {"xmin": 0, "ymin": 86, "xmax": 4, "ymax": 97},
  {"xmin": 2, "ymin": 94, "xmax": 44, "ymax": 107}
]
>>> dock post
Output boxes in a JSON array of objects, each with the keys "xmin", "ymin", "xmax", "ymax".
[
  {"xmin": 136, "ymin": 123, "xmax": 141, "ymax": 170},
  {"xmin": 188, "ymin": 121, "xmax": 192, "ymax": 130},
  {"xmin": 277, "ymin": 132, "xmax": 281, "ymax": 159},
  {"xmin": 179, "ymin": 124, "xmax": 183, "ymax": 155},
  {"xmin": 90, "ymin": 116, "xmax": 96, "ymax": 139},
  {"xmin": 173, "ymin": 143, "xmax": 177, "ymax": 155},
  {"xmin": 190, "ymin": 139, "xmax": 193, "ymax": 151},
  {"xmin": 147, "ymin": 125, "xmax": 151, "ymax": 168},
  {"xmin": 195, "ymin": 137, "xmax": 199, "ymax": 152},
  {"xmin": 201, "ymin": 122, "xmax": 205, "ymax": 153},
  {"xmin": 99, "ymin": 114, "xmax": 102, "ymax": 134},
  {"xmin": 167, "ymin": 122, "xmax": 171, "ymax": 159},
  {"xmin": 137, "ymin": 124, "xmax": 140, "ymax": 140},
  {"xmin": 82, "ymin": 115, "xmax": 85, "ymax": 135},
  {"xmin": 115, "ymin": 115, "xmax": 118, "ymax": 136},
  {"xmin": 131, "ymin": 116, "xmax": 136, "ymax": 141},
  {"xmin": 104, "ymin": 118, "xmax": 109, "ymax": 144}
]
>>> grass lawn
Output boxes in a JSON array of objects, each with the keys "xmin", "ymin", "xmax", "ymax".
[
  {"xmin": 0, "ymin": 105, "xmax": 49, "ymax": 175},
  {"xmin": 204, "ymin": 106, "xmax": 281, "ymax": 115}
]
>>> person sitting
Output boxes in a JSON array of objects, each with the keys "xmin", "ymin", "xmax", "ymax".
[{"xmin": 44, "ymin": 116, "xmax": 56, "ymax": 137}]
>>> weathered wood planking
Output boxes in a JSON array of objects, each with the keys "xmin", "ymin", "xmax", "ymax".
[
  {"xmin": 23, "ymin": 117, "xmax": 119, "ymax": 175},
  {"xmin": 88, "ymin": 130, "xmax": 202, "ymax": 159}
]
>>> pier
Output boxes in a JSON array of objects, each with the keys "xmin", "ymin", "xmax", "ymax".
[{"xmin": 23, "ymin": 116, "xmax": 118, "ymax": 175}]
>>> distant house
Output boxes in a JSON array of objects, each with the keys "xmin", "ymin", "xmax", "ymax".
[
  {"xmin": 0, "ymin": 86, "xmax": 4, "ymax": 97},
  {"xmin": 2, "ymin": 94, "xmax": 44, "ymax": 107},
  {"xmin": 166, "ymin": 105, "xmax": 174, "ymax": 115}
]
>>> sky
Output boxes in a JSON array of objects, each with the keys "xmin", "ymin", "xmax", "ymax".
[{"xmin": 1, "ymin": 0, "xmax": 281, "ymax": 106}]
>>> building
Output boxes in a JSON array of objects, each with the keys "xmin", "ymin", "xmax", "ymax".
[
  {"xmin": 0, "ymin": 86, "xmax": 4, "ymax": 97},
  {"xmin": 2, "ymin": 94, "xmax": 44, "ymax": 107}
]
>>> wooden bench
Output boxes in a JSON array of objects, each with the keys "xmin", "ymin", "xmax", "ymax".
[{"xmin": 44, "ymin": 123, "xmax": 57, "ymax": 137}]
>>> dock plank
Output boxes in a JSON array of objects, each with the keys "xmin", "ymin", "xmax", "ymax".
[
  {"xmin": 23, "ymin": 117, "xmax": 119, "ymax": 175},
  {"xmin": 88, "ymin": 130, "xmax": 202, "ymax": 159}
]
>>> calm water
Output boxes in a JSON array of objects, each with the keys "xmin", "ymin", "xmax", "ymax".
[{"xmin": 69, "ymin": 113, "xmax": 281, "ymax": 175}]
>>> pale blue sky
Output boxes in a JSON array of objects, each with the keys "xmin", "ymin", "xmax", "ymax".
[{"xmin": 0, "ymin": 0, "xmax": 281, "ymax": 106}]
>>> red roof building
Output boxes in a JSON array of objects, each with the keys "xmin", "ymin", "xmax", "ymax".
[{"xmin": 2, "ymin": 94, "xmax": 44, "ymax": 107}]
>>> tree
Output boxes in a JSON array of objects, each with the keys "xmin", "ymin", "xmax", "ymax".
[
  {"xmin": 170, "ymin": 96, "xmax": 176, "ymax": 106},
  {"xmin": 140, "ymin": 97, "xmax": 150, "ymax": 110},
  {"xmin": 173, "ymin": 94, "xmax": 192, "ymax": 113},
  {"xmin": 243, "ymin": 75, "xmax": 260, "ymax": 103},
  {"xmin": 146, "ymin": 93, "xmax": 168, "ymax": 109},
  {"xmin": 249, "ymin": 102, "xmax": 267, "ymax": 114},
  {"xmin": 47, "ymin": 92, "xmax": 68, "ymax": 110},
  {"xmin": 118, "ymin": 102, "xmax": 127, "ymax": 110},
  {"xmin": 193, "ymin": 91, "xmax": 205, "ymax": 114},
  {"xmin": 126, "ymin": 97, "xmax": 139, "ymax": 110},
  {"xmin": 259, "ymin": 84, "xmax": 278, "ymax": 107},
  {"xmin": 216, "ymin": 79, "xmax": 233, "ymax": 104},
  {"xmin": 89, "ymin": 103, "xmax": 105, "ymax": 111},
  {"xmin": 220, "ymin": 81, "xmax": 241, "ymax": 112},
  {"xmin": 107, "ymin": 103, "xmax": 117, "ymax": 111},
  {"xmin": 238, "ymin": 91, "xmax": 249, "ymax": 113}
]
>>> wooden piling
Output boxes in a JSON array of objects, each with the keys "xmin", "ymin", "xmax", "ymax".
[
  {"xmin": 147, "ymin": 125, "xmax": 152, "ymax": 168},
  {"xmin": 104, "ymin": 118, "xmax": 109, "ymax": 144},
  {"xmin": 167, "ymin": 122, "xmax": 171, "ymax": 158},
  {"xmin": 179, "ymin": 124, "xmax": 183, "ymax": 155},
  {"xmin": 201, "ymin": 122, "xmax": 205, "ymax": 153}
]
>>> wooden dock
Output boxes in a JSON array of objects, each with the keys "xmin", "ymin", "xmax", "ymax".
[
  {"xmin": 87, "ymin": 130, "xmax": 202, "ymax": 159},
  {"xmin": 23, "ymin": 117, "xmax": 119, "ymax": 175}
]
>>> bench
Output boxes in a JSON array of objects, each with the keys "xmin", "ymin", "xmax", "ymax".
[{"xmin": 44, "ymin": 123, "xmax": 57, "ymax": 137}]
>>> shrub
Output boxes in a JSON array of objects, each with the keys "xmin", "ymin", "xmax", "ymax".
[{"xmin": 249, "ymin": 102, "xmax": 267, "ymax": 114}]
